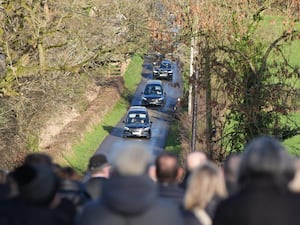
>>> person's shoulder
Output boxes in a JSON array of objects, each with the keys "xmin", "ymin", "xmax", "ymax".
[
  {"xmin": 76, "ymin": 199, "xmax": 106, "ymax": 223},
  {"xmin": 158, "ymin": 183, "xmax": 185, "ymax": 194},
  {"xmin": 154, "ymin": 197, "xmax": 184, "ymax": 215},
  {"xmin": 181, "ymin": 209, "xmax": 203, "ymax": 225},
  {"xmin": 86, "ymin": 176, "xmax": 107, "ymax": 183},
  {"xmin": 81, "ymin": 199, "xmax": 103, "ymax": 210},
  {"xmin": 156, "ymin": 195, "xmax": 177, "ymax": 203},
  {"xmin": 212, "ymin": 191, "xmax": 242, "ymax": 212},
  {"xmin": 146, "ymin": 198, "xmax": 185, "ymax": 225},
  {"xmin": 285, "ymin": 191, "xmax": 300, "ymax": 204}
]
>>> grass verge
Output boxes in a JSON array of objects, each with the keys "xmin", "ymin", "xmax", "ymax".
[
  {"xmin": 65, "ymin": 54, "xmax": 143, "ymax": 174},
  {"xmin": 165, "ymin": 119, "xmax": 182, "ymax": 156}
]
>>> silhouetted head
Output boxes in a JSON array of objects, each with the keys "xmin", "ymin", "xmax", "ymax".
[
  {"xmin": 155, "ymin": 152, "xmax": 181, "ymax": 184},
  {"xmin": 186, "ymin": 151, "xmax": 208, "ymax": 172},
  {"xmin": 23, "ymin": 153, "xmax": 53, "ymax": 167},
  {"xmin": 223, "ymin": 153, "xmax": 241, "ymax": 195},
  {"xmin": 11, "ymin": 164, "xmax": 60, "ymax": 206},
  {"xmin": 238, "ymin": 136, "xmax": 295, "ymax": 190},
  {"xmin": 88, "ymin": 154, "xmax": 109, "ymax": 172},
  {"xmin": 110, "ymin": 143, "xmax": 153, "ymax": 176}
]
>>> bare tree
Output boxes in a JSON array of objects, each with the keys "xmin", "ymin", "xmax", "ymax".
[{"xmin": 0, "ymin": 0, "xmax": 154, "ymax": 168}]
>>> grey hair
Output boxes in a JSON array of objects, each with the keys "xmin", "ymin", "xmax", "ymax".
[
  {"xmin": 110, "ymin": 143, "xmax": 153, "ymax": 176},
  {"xmin": 238, "ymin": 136, "xmax": 295, "ymax": 189}
]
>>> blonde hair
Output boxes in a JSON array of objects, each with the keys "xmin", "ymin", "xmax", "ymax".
[{"xmin": 184, "ymin": 161, "xmax": 227, "ymax": 210}]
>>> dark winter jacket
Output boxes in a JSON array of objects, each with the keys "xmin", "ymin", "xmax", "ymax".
[
  {"xmin": 0, "ymin": 198, "xmax": 73, "ymax": 225},
  {"xmin": 76, "ymin": 175, "xmax": 185, "ymax": 225},
  {"xmin": 58, "ymin": 179, "xmax": 91, "ymax": 212},
  {"xmin": 158, "ymin": 182, "xmax": 185, "ymax": 206},
  {"xmin": 84, "ymin": 177, "xmax": 107, "ymax": 200},
  {"xmin": 213, "ymin": 176, "xmax": 300, "ymax": 225}
]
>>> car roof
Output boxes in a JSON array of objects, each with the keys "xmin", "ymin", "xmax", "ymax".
[
  {"xmin": 145, "ymin": 79, "xmax": 162, "ymax": 85},
  {"xmin": 128, "ymin": 106, "xmax": 148, "ymax": 112},
  {"xmin": 161, "ymin": 59, "xmax": 171, "ymax": 64}
]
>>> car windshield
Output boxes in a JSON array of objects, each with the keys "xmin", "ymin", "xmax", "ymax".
[
  {"xmin": 160, "ymin": 62, "xmax": 171, "ymax": 69},
  {"xmin": 126, "ymin": 112, "xmax": 149, "ymax": 124},
  {"xmin": 144, "ymin": 84, "xmax": 163, "ymax": 95}
]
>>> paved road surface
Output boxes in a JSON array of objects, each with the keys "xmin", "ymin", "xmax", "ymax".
[{"xmin": 96, "ymin": 56, "xmax": 183, "ymax": 160}]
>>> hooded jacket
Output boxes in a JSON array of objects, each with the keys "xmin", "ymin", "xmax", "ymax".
[
  {"xmin": 76, "ymin": 175, "xmax": 185, "ymax": 225},
  {"xmin": 213, "ymin": 176, "xmax": 300, "ymax": 225}
]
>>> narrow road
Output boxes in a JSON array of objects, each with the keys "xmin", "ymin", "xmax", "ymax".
[{"xmin": 96, "ymin": 55, "xmax": 183, "ymax": 159}]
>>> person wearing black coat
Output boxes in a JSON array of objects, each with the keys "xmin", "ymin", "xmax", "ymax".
[
  {"xmin": 83, "ymin": 154, "xmax": 111, "ymax": 200},
  {"xmin": 76, "ymin": 144, "xmax": 185, "ymax": 225},
  {"xmin": 1, "ymin": 164, "xmax": 76, "ymax": 225},
  {"xmin": 155, "ymin": 152, "xmax": 185, "ymax": 206},
  {"xmin": 213, "ymin": 136, "xmax": 300, "ymax": 225},
  {"xmin": 0, "ymin": 198, "xmax": 72, "ymax": 225}
]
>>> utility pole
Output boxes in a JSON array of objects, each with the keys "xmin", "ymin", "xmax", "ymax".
[
  {"xmin": 188, "ymin": 37, "xmax": 195, "ymax": 116},
  {"xmin": 191, "ymin": 69, "xmax": 199, "ymax": 152},
  {"xmin": 190, "ymin": 0, "xmax": 200, "ymax": 150}
]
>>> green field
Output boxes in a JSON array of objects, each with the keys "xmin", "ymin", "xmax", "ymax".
[
  {"xmin": 284, "ymin": 113, "xmax": 300, "ymax": 155},
  {"xmin": 260, "ymin": 15, "xmax": 300, "ymax": 154}
]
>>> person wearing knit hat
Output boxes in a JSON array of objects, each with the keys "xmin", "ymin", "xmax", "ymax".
[
  {"xmin": 0, "ymin": 164, "xmax": 76, "ymax": 225},
  {"xmin": 23, "ymin": 153, "xmax": 53, "ymax": 167},
  {"xmin": 10, "ymin": 164, "xmax": 60, "ymax": 206}
]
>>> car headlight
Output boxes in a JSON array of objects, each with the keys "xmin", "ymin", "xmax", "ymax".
[
  {"xmin": 142, "ymin": 97, "xmax": 147, "ymax": 101},
  {"xmin": 168, "ymin": 70, "xmax": 173, "ymax": 73},
  {"xmin": 124, "ymin": 127, "xmax": 130, "ymax": 131},
  {"xmin": 153, "ymin": 70, "xmax": 159, "ymax": 73},
  {"xmin": 143, "ymin": 127, "xmax": 150, "ymax": 131},
  {"xmin": 158, "ymin": 97, "xmax": 164, "ymax": 101}
]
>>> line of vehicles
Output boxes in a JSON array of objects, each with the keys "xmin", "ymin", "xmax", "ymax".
[{"xmin": 122, "ymin": 57, "xmax": 173, "ymax": 139}]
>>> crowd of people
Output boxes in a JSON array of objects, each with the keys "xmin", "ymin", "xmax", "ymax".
[{"xmin": 0, "ymin": 135, "xmax": 299, "ymax": 225}]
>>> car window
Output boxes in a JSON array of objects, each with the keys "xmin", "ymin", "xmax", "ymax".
[
  {"xmin": 160, "ymin": 62, "xmax": 171, "ymax": 69},
  {"xmin": 144, "ymin": 84, "xmax": 163, "ymax": 95},
  {"xmin": 126, "ymin": 112, "xmax": 149, "ymax": 124}
]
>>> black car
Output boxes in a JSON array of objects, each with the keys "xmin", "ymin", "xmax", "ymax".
[
  {"xmin": 141, "ymin": 80, "xmax": 166, "ymax": 107},
  {"xmin": 122, "ymin": 106, "xmax": 152, "ymax": 139},
  {"xmin": 153, "ymin": 59, "xmax": 173, "ymax": 80}
]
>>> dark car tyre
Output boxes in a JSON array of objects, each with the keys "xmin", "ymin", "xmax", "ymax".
[{"xmin": 146, "ymin": 132, "xmax": 151, "ymax": 139}]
